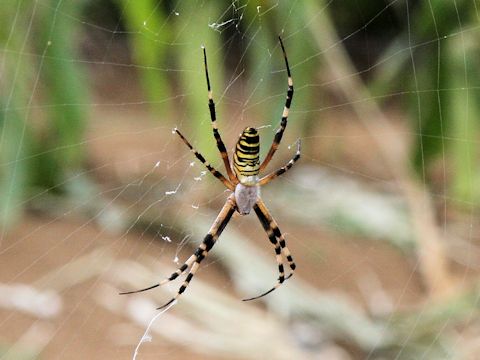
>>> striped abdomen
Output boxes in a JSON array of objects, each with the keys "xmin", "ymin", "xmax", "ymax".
[{"xmin": 233, "ymin": 127, "xmax": 260, "ymax": 185}]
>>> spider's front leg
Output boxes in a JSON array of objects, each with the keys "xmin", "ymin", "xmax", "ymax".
[
  {"xmin": 120, "ymin": 194, "xmax": 237, "ymax": 309},
  {"xmin": 175, "ymin": 129, "xmax": 235, "ymax": 191},
  {"xmin": 202, "ymin": 47, "xmax": 237, "ymax": 184},
  {"xmin": 259, "ymin": 36, "xmax": 294, "ymax": 172}
]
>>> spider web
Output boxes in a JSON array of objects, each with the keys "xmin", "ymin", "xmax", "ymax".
[{"xmin": 1, "ymin": 0, "xmax": 480, "ymax": 359}]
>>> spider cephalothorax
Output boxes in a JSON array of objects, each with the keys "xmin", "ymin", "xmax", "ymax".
[{"xmin": 120, "ymin": 37, "xmax": 299, "ymax": 309}]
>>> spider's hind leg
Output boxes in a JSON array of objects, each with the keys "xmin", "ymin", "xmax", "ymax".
[
  {"xmin": 256, "ymin": 199, "xmax": 296, "ymax": 273},
  {"xmin": 242, "ymin": 199, "xmax": 296, "ymax": 302},
  {"xmin": 120, "ymin": 195, "xmax": 237, "ymax": 309},
  {"xmin": 118, "ymin": 255, "xmax": 196, "ymax": 295},
  {"xmin": 156, "ymin": 194, "xmax": 236, "ymax": 309}
]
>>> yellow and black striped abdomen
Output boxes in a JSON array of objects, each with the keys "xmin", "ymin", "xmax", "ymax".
[{"xmin": 233, "ymin": 127, "xmax": 260, "ymax": 184}]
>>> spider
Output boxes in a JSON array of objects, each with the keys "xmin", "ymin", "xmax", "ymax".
[{"xmin": 120, "ymin": 36, "xmax": 300, "ymax": 309}]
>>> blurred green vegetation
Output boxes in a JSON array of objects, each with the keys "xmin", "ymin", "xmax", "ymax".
[
  {"xmin": 1, "ymin": 0, "xmax": 480, "ymax": 230},
  {"xmin": 370, "ymin": 0, "xmax": 480, "ymax": 204},
  {"xmin": 1, "ymin": 1, "xmax": 90, "ymax": 228}
]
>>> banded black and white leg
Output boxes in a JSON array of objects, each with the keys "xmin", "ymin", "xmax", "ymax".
[
  {"xmin": 243, "ymin": 199, "xmax": 296, "ymax": 301},
  {"xmin": 257, "ymin": 199, "xmax": 296, "ymax": 273},
  {"xmin": 259, "ymin": 139, "xmax": 301, "ymax": 186},
  {"xmin": 175, "ymin": 129, "xmax": 235, "ymax": 191},
  {"xmin": 120, "ymin": 194, "xmax": 237, "ymax": 309},
  {"xmin": 119, "ymin": 255, "xmax": 196, "ymax": 295},
  {"xmin": 203, "ymin": 47, "xmax": 237, "ymax": 184},
  {"xmin": 259, "ymin": 36, "xmax": 294, "ymax": 172}
]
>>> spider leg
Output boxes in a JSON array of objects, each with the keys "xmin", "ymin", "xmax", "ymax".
[
  {"xmin": 257, "ymin": 199, "xmax": 296, "ymax": 273},
  {"xmin": 242, "ymin": 204, "xmax": 287, "ymax": 302},
  {"xmin": 175, "ymin": 129, "xmax": 235, "ymax": 191},
  {"xmin": 242, "ymin": 199, "xmax": 296, "ymax": 302},
  {"xmin": 203, "ymin": 47, "xmax": 237, "ymax": 184},
  {"xmin": 119, "ymin": 254, "xmax": 196, "ymax": 295},
  {"xmin": 259, "ymin": 36, "xmax": 293, "ymax": 172},
  {"xmin": 259, "ymin": 139, "xmax": 300, "ymax": 186},
  {"xmin": 256, "ymin": 199, "xmax": 297, "ymax": 273},
  {"xmin": 156, "ymin": 194, "xmax": 236, "ymax": 309}
]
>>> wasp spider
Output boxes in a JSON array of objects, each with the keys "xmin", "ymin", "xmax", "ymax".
[{"xmin": 120, "ymin": 37, "xmax": 300, "ymax": 309}]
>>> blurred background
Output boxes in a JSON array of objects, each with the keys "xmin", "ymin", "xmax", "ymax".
[{"xmin": 1, "ymin": 0, "xmax": 480, "ymax": 359}]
